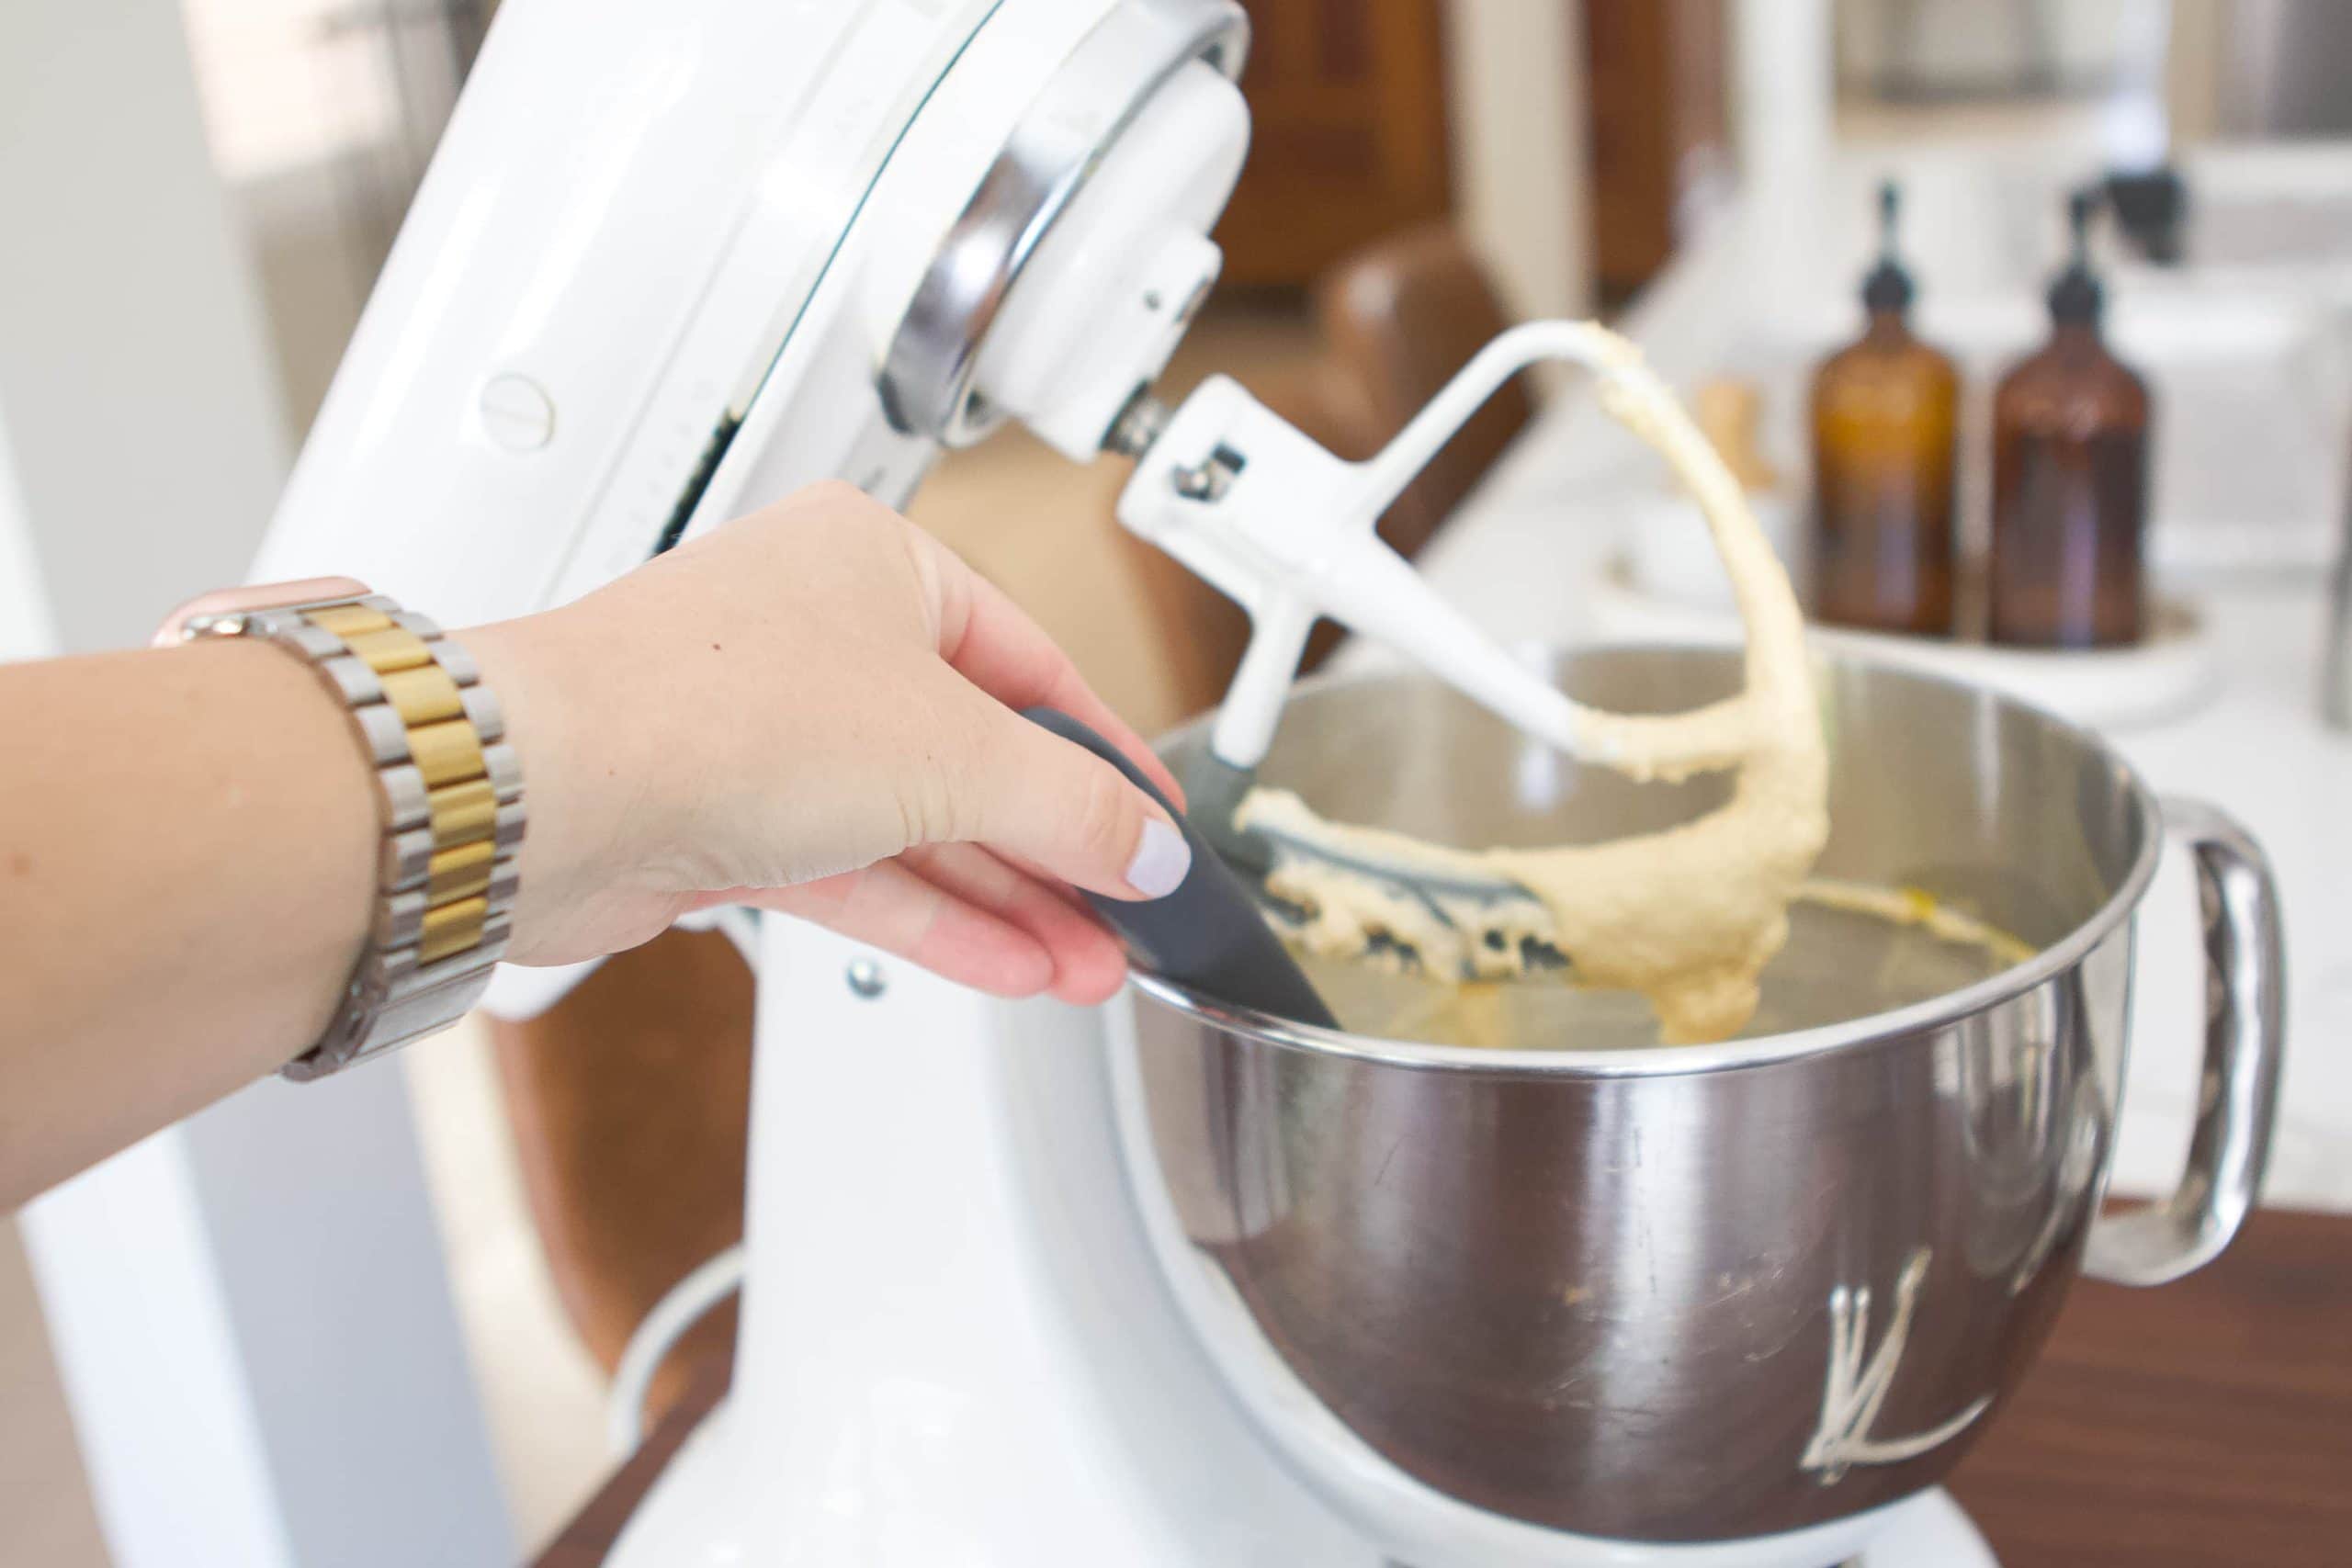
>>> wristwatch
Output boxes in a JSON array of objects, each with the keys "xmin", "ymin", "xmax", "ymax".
[{"xmin": 155, "ymin": 577, "xmax": 526, "ymax": 1080}]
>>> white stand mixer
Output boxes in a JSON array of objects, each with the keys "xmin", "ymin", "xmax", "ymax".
[{"xmin": 254, "ymin": 1, "xmax": 2001, "ymax": 1561}]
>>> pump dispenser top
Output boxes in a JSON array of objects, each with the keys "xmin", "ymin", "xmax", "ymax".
[
  {"xmin": 1860, "ymin": 180, "xmax": 1916, "ymax": 316},
  {"xmin": 2046, "ymin": 188, "xmax": 2103, "ymax": 326}
]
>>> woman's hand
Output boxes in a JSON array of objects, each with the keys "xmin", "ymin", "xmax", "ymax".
[{"xmin": 465, "ymin": 482, "xmax": 1190, "ymax": 1005}]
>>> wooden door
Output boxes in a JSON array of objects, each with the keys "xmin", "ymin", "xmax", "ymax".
[
  {"xmin": 1213, "ymin": 0, "xmax": 1453, "ymax": 289},
  {"xmin": 1584, "ymin": 0, "xmax": 1730, "ymax": 306}
]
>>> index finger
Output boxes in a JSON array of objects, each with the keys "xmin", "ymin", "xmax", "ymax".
[{"xmin": 916, "ymin": 530, "xmax": 1187, "ymax": 809}]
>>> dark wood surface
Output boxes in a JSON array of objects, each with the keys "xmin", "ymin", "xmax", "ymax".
[
  {"xmin": 530, "ymin": 1348, "xmax": 729, "ymax": 1568},
  {"xmin": 1947, "ymin": 1207, "xmax": 2352, "ymax": 1565},
  {"xmin": 533, "ymin": 1208, "xmax": 2351, "ymax": 1567}
]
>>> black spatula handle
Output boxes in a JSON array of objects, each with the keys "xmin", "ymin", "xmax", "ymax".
[{"xmin": 1022, "ymin": 707, "xmax": 1337, "ymax": 1030}]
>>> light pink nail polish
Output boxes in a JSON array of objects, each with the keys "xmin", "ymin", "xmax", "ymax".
[{"xmin": 1125, "ymin": 818, "xmax": 1192, "ymax": 897}]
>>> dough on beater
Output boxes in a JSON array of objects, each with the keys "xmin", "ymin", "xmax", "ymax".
[{"xmin": 1238, "ymin": 324, "xmax": 1830, "ymax": 1045}]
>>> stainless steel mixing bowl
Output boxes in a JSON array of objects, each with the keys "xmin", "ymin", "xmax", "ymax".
[{"xmin": 1111, "ymin": 647, "xmax": 2283, "ymax": 1549}]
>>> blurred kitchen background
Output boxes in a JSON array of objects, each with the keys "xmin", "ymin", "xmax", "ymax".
[{"xmin": 7, "ymin": 1, "xmax": 2352, "ymax": 1562}]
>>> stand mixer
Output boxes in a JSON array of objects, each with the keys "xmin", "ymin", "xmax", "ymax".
[{"xmin": 249, "ymin": 1, "xmax": 2287, "ymax": 1562}]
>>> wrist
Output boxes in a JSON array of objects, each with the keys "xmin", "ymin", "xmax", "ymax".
[
  {"xmin": 460, "ymin": 609, "xmax": 677, "ymax": 964},
  {"xmin": 148, "ymin": 580, "xmax": 531, "ymax": 1077}
]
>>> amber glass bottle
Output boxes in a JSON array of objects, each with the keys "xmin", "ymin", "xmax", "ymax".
[
  {"xmin": 1988, "ymin": 192, "xmax": 2152, "ymax": 649},
  {"xmin": 1809, "ymin": 183, "xmax": 1961, "ymax": 637}
]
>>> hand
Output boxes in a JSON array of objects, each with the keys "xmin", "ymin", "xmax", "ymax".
[{"xmin": 465, "ymin": 482, "xmax": 1190, "ymax": 1004}]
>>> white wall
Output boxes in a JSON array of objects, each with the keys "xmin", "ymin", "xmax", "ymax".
[
  {"xmin": 0, "ymin": 4, "xmax": 290, "ymax": 644},
  {"xmin": 1, "ymin": 4, "xmax": 512, "ymax": 1564},
  {"xmin": 0, "ymin": 434, "xmax": 58, "ymax": 663},
  {"xmin": 1442, "ymin": 0, "xmax": 1593, "ymax": 324},
  {"xmin": 1735, "ymin": 0, "xmax": 1836, "ymax": 200},
  {"xmin": 1731, "ymin": 0, "xmax": 1838, "ymax": 303}
]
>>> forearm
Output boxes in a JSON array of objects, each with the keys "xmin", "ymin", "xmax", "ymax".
[
  {"xmin": 0, "ymin": 638, "xmax": 377, "ymax": 1203},
  {"xmin": 0, "ymin": 487, "xmax": 1180, "ymax": 1206}
]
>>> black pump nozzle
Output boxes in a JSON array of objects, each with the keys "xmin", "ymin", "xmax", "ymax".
[
  {"xmin": 2048, "ymin": 186, "xmax": 2104, "ymax": 325},
  {"xmin": 1861, "ymin": 179, "xmax": 1914, "ymax": 315}
]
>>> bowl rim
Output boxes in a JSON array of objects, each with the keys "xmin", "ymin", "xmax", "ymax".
[{"xmin": 1126, "ymin": 644, "xmax": 2166, "ymax": 1078}]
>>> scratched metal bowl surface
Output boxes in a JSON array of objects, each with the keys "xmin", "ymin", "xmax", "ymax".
[{"xmin": 1112, "ymin": 647, "xmax": 2154, "ymax": 1545}]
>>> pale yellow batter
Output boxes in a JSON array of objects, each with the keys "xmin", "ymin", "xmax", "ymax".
[
  {"xmin": 1793, "ymin": 879, "xmax": 2035, "ymax": 970},
  {"xmin": 1236, "ymin": 324, "xmax": 1830, "ymax": 1044}
]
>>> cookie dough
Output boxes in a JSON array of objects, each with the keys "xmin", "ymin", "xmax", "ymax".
[{"xmin": 1238, "ymin": 325, "xmax": 1828, "ymax": 1043}]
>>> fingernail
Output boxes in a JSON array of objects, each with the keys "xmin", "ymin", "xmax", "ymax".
[{"xmin": 1125, "ymin": 817, "xmax": 1193, "ymax": 898}]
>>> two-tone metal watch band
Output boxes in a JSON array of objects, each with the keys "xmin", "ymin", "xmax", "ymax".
[{"xmin": 182, "ymin": 593, "xmax": 525, "ymax": 1080}]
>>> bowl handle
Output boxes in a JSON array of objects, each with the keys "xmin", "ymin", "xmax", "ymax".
[{"xmin": 2084, "ymin": 796, "xmax": 2287, "ymax": 1286}]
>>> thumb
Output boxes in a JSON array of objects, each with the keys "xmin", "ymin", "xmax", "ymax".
[{"xmin": 953, "ymin": 699, "xmax": 1193, "ymax": 901}]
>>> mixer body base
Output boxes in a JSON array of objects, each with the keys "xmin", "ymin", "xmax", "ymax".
[
  {"xmin": 1855, "ymin": 1491, "xmax": 1998, "ymax": 1566},
  {"xmin": 604, "ymin": 1400, "xmax": 1996, "ymax": 1568}
]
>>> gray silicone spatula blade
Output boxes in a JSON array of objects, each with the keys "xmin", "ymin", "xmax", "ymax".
[{"xmin": 1021, "ymin": 707, "xmax": 1338, "ymax": 1030}]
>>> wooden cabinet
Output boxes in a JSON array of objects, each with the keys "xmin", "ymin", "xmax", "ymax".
[
  {"xmin": 1213, "ymin": 0, "xmax": 1453, "ymax": 289},
  {"xmin": 1585, "ymin": 0, "xmax": 1730, "ymax": 305}
]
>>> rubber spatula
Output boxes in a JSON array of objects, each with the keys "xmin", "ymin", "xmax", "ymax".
[{"xmin": 1023, "ymin": 707, "xmax": 1338, "ymax": 1029}]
